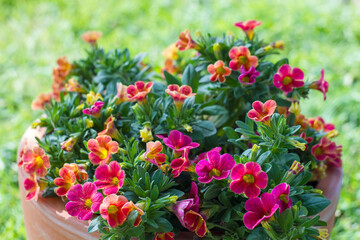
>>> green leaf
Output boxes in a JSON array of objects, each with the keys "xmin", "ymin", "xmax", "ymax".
[
  {"xmin": 150, "ymin": 185, "xmax": 159, "ymax": 201},
  {"xmin": 127, "ymin": 210, "xmax": 139, "ymax": 227},
  {"xmin": 164, "ymin": 71, "xmax": 181, "ymax": 85},
  {"xmin": 256, "ymin": 151, "xmax": 272, "ymax": 165},
  {"xmin": 223, "ymin": 127, "xmax": 239, "ymax": 139},
  {"xmin": 87, "ymin": 216, "xmax": 101, "ymax": 233},
  {"xmin": 247, "ymin": 227, "xmax": 268, "ymax": 240},
  {"xmin": 204, "ymin": 184, "xmax": 222, "ymax": 200},
  {"xmin": 199, "ymin": 105, "xmax": 228, "ymax": 115},
  {"xmin": 181, "ymin": 64, "xmax": 198, "ymax": 92},
  {"xmin": 193, "ymin": 121, "xmax": 216, "ymax": 137},
  {"xmin": 156, "ymin": 217, "xmax": 173, "ymax": 233},
  {"xmin": 296, "ymin": 194, "xmax": 331, "ymax": 216},
  {"xmin": 278, "ymin": 208, "xmax": 294, "ymax": 232}
]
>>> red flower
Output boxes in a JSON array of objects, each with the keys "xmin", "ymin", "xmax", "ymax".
[
  {"xmin": 311, "ymin": 137, "xmax": 342, "ymax": 167},
  {"xmin": 165, "ymin": 84, "xmax": 196, "ymax": 110},
  {"xmin": 184, "ymin": 210, "xmax": 208, "ymax": 237},
  {"xmin": 247, "ymin": 100, "xmax": 277, "ymax": 125},
  {"xmin": 308, "ymin": 116, "xmax": 335, "ymax": 132},
  {"xmin": 310, "ymin": 69, "xmax": 329, "ymax": 100},
  {"xmin": 299, "ymin": 132, "xmax": 313, "ymax": 151},
  {"xmin": 273, "ymin": 64, "xmax": 304, "ymax": 93},
  {"xmin": 88, "ymin": 135, "xmax": 119, "ymax": 165},
  {"xmin": 24, "ymin": 176, "xmax": 46, "ymax": 201},
  {"xmin": 54, "ymin": 167, "xmax": 76, "ymax": 196},
  {"xmin": 153, "ymin": 232, "xmax": 175, "ymax": 240},
  {"xmin": 127, "ymin": 81, "xmax": 153, "ymax": 102},
  {"xmin": 170, "ymin": 149, "xmax": 195, "ymax": 177},
  {"xmin": 83, "ymin": 101, "xmax": 104, "ymax": 118},
  {"xmin": 81, "ymin": 31, "xmax": 102, "ymax": 45},
  {"xmin": 234, "ymin": 20, "xmax": 262, "ymax": 40},
  {"xmin": 229, "ymin": 46, "xmax": 258, "ymax": 71},
  {"xmin": 207, "ymin": 60, "xmax": 231, "ymax": 83},
  {"xmin": 94, "ymin": 161, "xmax": 125, "ymax": 195},
  {"xmin": 176, "ymin": 30, "xmax": 198, "ymax": 51}
]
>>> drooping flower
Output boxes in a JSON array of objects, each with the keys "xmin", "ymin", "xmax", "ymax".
[
  {"xmin": 63, "ymin": 163, "xmax": 88, "ymax": 181},
  {"xmin": 195, "ymin": 151, "xmax": 235, "ymax": 183},
  {"xmin": 238, "ymin": 66, "xmax": 260, "ymax": 85},
  {"xmin": 98, "ymin": 115, "xmax": 121, "ymax": 141},
  {"xmin": 247, "ymin": 100, "xmax": 277, "ymax": 125},
  {"xmin": 86, "ymin": 119, "xmax": 94, "ymax": 129},
  {"xmin": 228, "ymin": 46, "xmax": 258, "ymax": 71},
  {"xmin": 162, "ymin": 130, "xmax": 200, "ymax": 156},
  {"xmin": 299, "ymin": 132, "xmax": 313, "ymax": 151},
  {"xmin": 287, "ymin": 160, "xmax": 305, "ymax": 176},
  {"xmin": 24, "ymin": 176, "xmax": 47, "ymax": 201},
  {"xmin": 162, "ymin": 43, "xmax": 178, "ymax": 60},
  {"xmin": 234, "ymin": 20, "xmax": 262, "ymax": 40},
  {"xmin": 65, "ymin": 182, "xmax": 103, "ymax": 221},
  {"xmin": 264, "ymin": 40, "xmax": 285, "ymax": 51},
  {"xmin": 310, "ymin": 69, "xmax": 329, "ymax": 100},
  {"xmin": 311, "ymin": 137, "xmax": 342, "ymax": 167},
  {"xmin": 170, "ymin": 149, "xmax": 195, "ymax": 177},
  {"xmin": 277, "ymin": 106, "xmax": 289, "ymax": 118},
  {"xmin": 61, "ymin": 136, "xmax": 79, "ymax": 152},
  {"xmin": 86, "ymin": 91, "xmax": 103, "ymax": 105},
  {"xmin": 314, "ymin": 228, "xmax": 329, "ymax": 240},
  {"xmin": 54, "ymin": 167, "xmax": 76, "ymax": 196},
  {"xmin": 88, "ymin": 135, "xmax": 119, "ymax": 165},
  {"xmin": 173, "ymin": 182, "xmax": 199, "ymax": 226},
  {"xmin": 243, "ymin": 193, "xmax": 279, "ymax": 229},
  {"xmin": 289, "ymin": 101, "xmax": 301, "ymax": 116},
  {"xmin": 165, "ymin": 84, "xmax": 196, "ymax": 110},
  {"xmin": 294, "ymin": 114, "xmax": 309, "ymax": 130},
  {"xmin": 230, "ymin": 162, "xmax": 268, "ymax": 198},
  {"xmin": 271, "ymin": 183, "xmax": 292, "ymax": 213},
  {"xmin": 154, "ymin": 232, "xmax": 175, "ymax": 240},
  {"xmin": 175, "ymin": 30, "xmax": 198, "ymax": 51},
  {"xmin": 31, "ymin": 93, "xmax": 52, "ymax": 110},
  {"xmin": 142, "ymin": 141, "xmax": 167, "ymax": 166},
  {"xmin": 140, "ymin": 123, "xmax": 154, "ymax": 142},
  {"xmin": 22, "ymin": 146, "xmax": 50, "ymax": 177},
  {"xmin": 81, "ymin": 31, "xmax": 102, "ymax": 45},
  {"xmin": 120, "ymin": 201, "xmax": 145, "ymax": 227},
  {"xmin": 273, "ymin": 64, "xmax": 305, "ymax": 93},
  {"xmin": 114, "ymin": 83, "xmax": 129, "ymax": 104},
  {"xmin": 127, "ymin": 81, "xmax": 153, "ymax": 102},
  {"xmin": 94, "ymin": 161, "xmax": 125, "ymax": 195},
  {"xmin": 184, "ymin": 210, "xmax": 208, "ymax": 237},
  {"xmin": 83, "ymin": 101, "xmax": 104, "ymax": 118},
  {"xmin": 65, "ymin": 78, "xmax": 86, "ymax": 93},
  {"xmin": 207, "ymin": 60, "xmax": 232, "ymax": 83}
]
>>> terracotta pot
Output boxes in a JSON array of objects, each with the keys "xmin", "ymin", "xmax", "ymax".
[{"xmin": 17, "ymin": 126, "xmax": 342, "ymax": 240}]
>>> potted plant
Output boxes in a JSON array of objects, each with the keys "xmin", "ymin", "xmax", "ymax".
[{"xmin": 18, "ymin": 22, "xmax": 342, "ymax": 240}]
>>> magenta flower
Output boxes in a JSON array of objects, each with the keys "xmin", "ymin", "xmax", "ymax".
[
  {"xmin": 195, "ymin": 147, "xmax": 221, "ymax": 164},
  {"xmin": 273, "ymin": 64, "xmax": 304, "ymax": 93},
  {"xmin": 65, "ymin": 182, "xmax": 103, "ymax": 221},
  {"xmin": 83, "ymin": 101, "xmax": 104, "ymax": 118},
  {"xmin": 195, "ymin": 151, "xmax": 235, "ymax": 183},
  {"xmin": 271, "ymin": 183, "xmax": 292, "ymax": 213},
  {"xmin": 173, "ymin": 182, "xmax": 199, "ymax": 227},
  {"xmin": 243, "ymin": 193, "xmax": 279, "ymax": 229},
  {"xmin": 310, "ymin": 69, "xmax": 329, "ymax": 100},
  {"xmin": 94, "ymin": 161, "xmax": 125, "ymax": 195},
  {"xmin": 311, "ymin": 137, "xmax": 342, "ymax": 167},
  {"xmin": 230, "ymin": 162, "xmax": 268, "ymax": 198},
  {"xmin": 238, "ymin": 66, "xmax": 260, "ymax": 85},
  {"xmin": 170, "ymin": 149, "xmax": 194, "ymax": 177},
  {"xmin": 162, "ymin": 130, "xmax": 200, "ymax": 155}
]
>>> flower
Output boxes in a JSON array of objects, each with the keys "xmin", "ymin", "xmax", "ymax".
[
  {"xmin": 314, "ymin": 228, "xmax": 329, "ymax": 240},
  {"xmin": 243, "ymin": 192, "xmax": 279, "ymax": 229},
  {"xmin": 287, "ymin": 160, "xmax": 305, "ymax": 175},
  {"xmin": 175, "ymin": 30, "xmax": 198, "ymax": 51},
  {"xmin": 63, "ymin": 163, "xmax": 88, "ymax": 181},
  {"xmin": 88, "ymin": 135, "xmax": 119, "ymax": 165},
  {"xmin": 299, "ymin": 132, "xmax": 313, "ymax": 151},
  {"xmin": 195, "ymin": 151, "xmax": 235, "ymax": 183},
  {"xmin": 120, "ymin": 201, "xmax": 145, "ymax": 227},
  {"xmin": 31, "ymin": 93, "xmax": 52, "ymax": 110},
  {"xmin": 114, "ymin": 83, "xmax": 129, "ymax": 104},
  {"xmin": 195, "ymin": 147, "xmax": 221, "ymax": 164},
  {"xmin": 170, "ymin": 149, "xmax": 194, "ymax": 177},
  {"xmin": 81, "ymin": 31, "xmax": 102, "ymax": 45},
  {"xmin": 277, "ymin": 106, "xmax": 289, "ymax": 117},
  {"xmin": 238, "ymin": 66, "xmax": 260, "ymax": 85},
  {"xmin": 127, "ymin": 81, "xmax": 153, "ymax": 102},
  {"xmin": 143, "ymin": 141, "xmax": 167, "ymax": 166},
  {"xmin": 98, "ymin": 115, "xmax": 121, "ymax": 141},
  {"xmin": 140, "ymin": 123, "xmax": 154, "ymax": 142},
  {"xmin": 308, "ymin": 116, "xmax": 335, "ymax": 133},
  {"xmin": 161, "ymin": 59, "xmax": 180, "ymax": 77},
  {"xmin": 310, "ymin": 69, "xmax": 329, "ymax": 100},
  {"xmin": 65, "ymin": 78, "xmax": 86, "ymax": 93},
  {"xmin": 234, "ymin": 20, "xmax": 262, "ymax": 40},
  {"xmin": 311, "ymin": 137, "xmax": 342, "ymax": 167},
  {"xmin": 54, "ymin": 167, "xmax": 76, "ymax": 196},
  {"xmin": 65, "ymin": 182, "xmax": 103, "ymax": 221},
  {"xmin": 61, "ymin": 136, "xmax": 79, "ymax": 152},
  {"xmin": 228, "ymin": 46, "xmax": 258, "ymax": 71},
  {"xmin": 24, "ymin": 176, "xmax": 45, "ymax": 201},
  {"xmin": 264, "ymin": 40, "xmax": 285, "ymax": 51},
  {"xmin": 247, "ymin": 100, "xmax": 277, "ymax": 125},
  {"xmin": 289, "ymin": 101, "xmax": 301, "ymax": 116},
  {"xmin": 294, "ymin": 114, "xmax": 309, "ymax": 130},
  {"xmin": 162, "ymin": 130, "xmax": 200, "ymax": 155},
  {"xmin": 173, "ymin": 182, "xmax": 199, "ymax": 225},
  {"xmin": 22, "ymin": 146, "xmax": 50, "ymax": 177},
  {"xmin": 86, "ymin": 119, "xmax": 94, "ymax": 129},
  {"xmin": 154, "ymin": 232, "xmax": 175, "ymax": 240},
  {"xmin": 86, "ymin": 91, "xmax": 103, "ymax": 105},
  {"xmin": 83, "ymin": 101, "xmax": 104, "ymax": 118},
  {"xmin": 273, "ymin": 64, "xmax": 305, "ymax": 93},
  {"xmin": 207, "ymin": 60, "xmax": 231, "ymax": 83},
  {"xmin": 165, "ymin": 84, "xmax": 196, "ymax": 110},
  {"xmin": 230, "ymin": 162, "xmax": 268, "ymax": 198},
  {"xmin": 184, "ymin": 210, "xmax": 208, "ymax": 237},
  {"xmin": 162, "ymin": 43, "xmax": 178, "ymax": 60},
  {"xmin": 94, "ymin": 161, "xmax": 125, "ymax": 195},
  {"xmin": 271, "ymin": 183, "xmax": 292, "ymax": 213},
  {"xmin": 54, "ymin": 56, "xmax": 72, "ymax": 79}
]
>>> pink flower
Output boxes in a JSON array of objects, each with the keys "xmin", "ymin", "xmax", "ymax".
[
  {"xmin": 114, "ymin": 83, "xmax": 129, "ymax": 104},
  {"xmin": 88, "ymin": 135, "xmax": 119, "ymax": 165},
  {"xmin": 195, "ymin": 151, "xmax": 235, "ymax": 183},
  {"xmin": 65, "ymin": 182, "xmax": 103, "ymax": 221},
  {"xmin": 170, "ymin": 149, "xmax": 194, "ymax": 177},
  {"xmin": 247, "ymin": 100, "xmax": 277, "ymax": 125},
  {"xmin": 173, "ymin": 182, "xmax": 199, "ymax": 226},
  {"xmin": 271, "ymin": 183, "xmax": 292, "ymax": 213},
  {"xmin": 143, "ymin": 141, "xmax": 167, "ymax": 166},
  {"xmin": 243, "ymin": 192, "xmax": 279, "ymax": 229},
  {"xmin": 83, "ymin": 101, "xmax": 104, "ymax": 118},
  {"xmin": 162, "ymin": 130, "xmax": 200, "ymax": 155},
  {"xmin": 238, "ymin": 66, "xmax": 260, "ymax": 85},
  {"xmin": 24, "ymin": 176, "xmax": 40, "ymax": 201},
  {"xmin": 234, "ymin": 20, "xmax": 262, "ymax": 40},
  {"xmin": 230, "ymin": 162, "xmax": 268, "ymax": 198},
  {"xmin": 127, "ymin": 81, "xmax": 153, "ymax": 102},
  {"xmin": 311, "ymin": 137, "xmax": 342, "ymax": 167},
  {"xmin": 184, "ymin": 210, "xmax": 208, "ymax": 237},
  {"xmin": 229, "ymin": 46, "xmax": 258, "ymax": 71},
  {"xmin": 175, "ymin": 30, "xmax": 198, "ymax": 51},
  {"xmin": 299, "ymin": 132, "xmax": 313, "ymax": 151},
  {"xmin": 94, "ymin": 161, "xmax": 125, "ymax": 195},
  {"xmin": 165, "ymin": 84, "xmax": 196, "ymax": 110},
  {"xmin": 195, "ymin": 147, "xmax": 221, "ymax": 164},
  {"xmin": 82, "ymin": 31, "xmax": 102, "ymax": 45},
  {"xmin": 54, "ymin": 167, "xmax": 76, "ymax": 196},
  {"xmin": 98, "ymin": 115, "xmax": 121, "ymax": 141},
  {"xmin": 22, "ymin": 146, "xmax": 50, "ymax": 177},
  {"xmin": 61, "ymin": 136, "xmax": 78, "ymax": 152},
  {"xmin": 310, "ymin": 69, "xmax": 329, "ymax": 100},
  {"xmin": 273, "ymin": 64, "xmax": 304, "ymax": 93},
  {"xmin": 207, "ymin": 60, "xmax": 232, "ymax": 83},
  {"xmin": 154, "ymin": 232, "xmax": 175, "ymax": 240},
  {"xmin": 308, "ymin": 116, "xmax": 335, "ymax": 132}
]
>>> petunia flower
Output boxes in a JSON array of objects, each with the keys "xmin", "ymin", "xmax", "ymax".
[
  {"xmin": 63, "ymin": 163, "xmax": 88, "ymax": 181},
  {"xmin": 170, "ymin": 149, "xmax": 195, "ymax": 177},
  {"xmin": 65, "ymin": 78, "xmax": 86, "ymax": 93},
  {"xmin": 120, "ymin": 201, "xmax": 145, "ymax": 227},
  {"xmin": 310, "ymin": 69, "xmax": 329, "ymax": 100},
  {"xmin": 294, "ymin": 114, "xmax": 309, "ymax": 131},
  {"xmin": 264, "ymin": 40, "xmax": 285, "ymax": 51},
  {"xmin": 114, "ymin": 83, "xmax": 129, "ymax": 104},
  {"xmin": 98, "ymin": 115, "xmax": 122, "ymax": 141},
  {"xmin": 247, "ymin": 100, "xmax": 277, "ymax": 125},
  {"xmin": 308, "ymin": 116, "xmax": 335, "ymax": 133},
  {"xmin": 24, "ymin": 176, "xmax": 44, "ymax": 201},
  {"xmin": 277, "ymin": 106, "xmax": 289, "ymax": 118},
  {"xmin": 175, "ymin": 30, "xmax": 198, "ymax": 51},
  {"xmin": 228, "ymin": 46, "xmax": 258, "ymax": 71},
  {"xmin": 243, "ymin": 192, "xmax": 279, "ymax": 229},
  {"xmin": 22, "ymin": 146, "xmax": 50, "ymax": 177},
  {"xmin": 83, "ymin": 101, "xmax": 104, "ymax": 118},
  {"xmin": 299, "ymin": 132, "xmax": 313, "ymax": 151},
  {"xmin": 273, "ymin": 64, "xmax": 304, "ymax": 93},
  {"xmin": 154, "ymin": 232, "xmax": 175, "ymax": 240},
  {"xmin": 230, "ymin": 162, "xmax": 268, "ymax": 198},
  {"xmin": 234, "ymin": 20, "xmax": 262, "ymax": 40},
  {"xmin": 172, "ymin": 182, "xmax": 199, "ymax": 226},
  {"xmin": 81, "ymin": 31, "xmax": 102, "ymax": 46},
  {"xmin": 162, "ymin": 43, "xmax": 178, "ymax": 60},
  {"xmin": 194, "ymin": 147, "xmax": 221, "ymax": 164},
  {"xmin": 54, "ymin": 167, "xmax": 76, "ymax": 196},
  {"xmin": 195, "ymin": 151, "xmax": 235, "ymax": 183},
  {"xmin": 54, "ymin": 56, "xmax": 72, "ymax": 80},
  {"xmin": 184, "ymin": 210, "xmax": 208, "ymax": 237},
  {"xmin": 165, "ymin": 84, "xmax": 196, "ymax": 110},
  {"xmin": 238, "ymin": 66, "xmax": 260, "ymax": 85},
  {"xmin": 311, "ymin": 137, "xmax": 342, "ymax": 167},
  {"xmin": 143, "ymin": 141, "xmax": 167, "ymax": 166},
  {"xmin": 65, "ymin": 182, "xmax": 103, "ymax": 221},
  {"xmin": 207, "ymin": 60, "xmax": 231, "ymax": 83},
  {"xmin": 140, "ymin": 123, "xmax": 154, "ymax": 142},
  {"xmin": 94, "ymin": 161, "xmax": 125, "ymax": 195},
  {"xmin": 31, "ymin": 93, "xmax": 52, "ymax": 110},
  {"xmin": 88, "ymin": 135, "xmax": 119, "ymax": 165},
  {"xmin": 162, "ymin": 130, "xmax": 199, "ymax": 156},
  {"xmin": 161, "ymin": 59, "xmax": 181, "ymax": 78},
  {"xmin": 271, "ymin": 183, "xmax": 292, "ymax": 213},
  {"xmin": 127, "ymin": 81, "xmax": 153, "ymax": 102},
  {"xmin": 86, "ymin": 91, "xmax": 103, "ymax": 105},
  {"xmin": 61, "ymin": 136, "xmax": 79, "ymax": 152}
]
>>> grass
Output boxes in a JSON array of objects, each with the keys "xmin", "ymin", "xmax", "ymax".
[{"xmin": 1, "ymin": 0, "xmax": 360, "ymax": 239}]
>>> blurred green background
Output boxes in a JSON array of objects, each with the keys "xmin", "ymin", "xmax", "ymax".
[{"xmin": 1, "ymin": 0, "xmax": 359, "ymax": 239}]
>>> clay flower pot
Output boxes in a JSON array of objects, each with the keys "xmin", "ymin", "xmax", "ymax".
[{"xmin": 17, "ymin": 126, "xmax": 342, "ymax": 240}]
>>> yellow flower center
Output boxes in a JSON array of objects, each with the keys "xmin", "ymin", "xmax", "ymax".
[
  {"xmin": 209, "ymin": 168, "xmax": 221, "ymax": 177},
  {"xmin": 112, "ymin": 177, "xmax": 119, "ymax": 186},
  {"xmin": 238, "ymin": 55, "xmax": 248, "ymax": 65},
  {"xmin": 35, "ymin": 156, "xmax": 44, "ymax": 167},
  {"xmin": 99, "ymin": 148, "xmax": 109, "ymax": 159},
  {"xmin": 242, "ymin": 174, "xmax": 255, "ymax": 184},
  {"xmin": 108, "ymin": 205, "xmax": 118, "ymax": 215},
  {"xmin": 242, "ymin": 76, "xmax": 250, "ymax": 82},
  {"xmin": 84, "ymin": 199, "xmax": 93, "ymax": 208},
  {"xmin": 314, "ymin": 147, "xmax": 322, "ymax": 156},
  {"xmin": 283, "ymin": 76, "xmax": 293, "ymax": 85},
  {"xmin": 278, "ymin": 194, "xmax": 289, "ymax": 204},
  {"xmin": 216, "ymin": 67, "xmax": 225, "ymax": 74}
]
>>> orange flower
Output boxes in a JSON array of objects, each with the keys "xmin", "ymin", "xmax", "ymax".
[
  {"xmin": 61, "ymin": 137, "xmax": 79, "ymax": 152},
  {"xmin": 114, "ymin": 83, "xmax": 129, "ymax": 104},
  {"xmin": 98, "ymin": 115, "xmax": 122, "ymax": 141},
  {"xmin": 31, "ymin": 93, "xmax": 52, "ymax": 110},
  {"xmin": 161, "ymin": 59, "xmax": 181, "ymax": 78},
  {"xmin": 176, "ymin": 30, "xmax": 198, "ymax": 51},
  {"xmin": 184, "ymin": 210, "xmax": 208, "ymax": 237},
  {"xmin": 88, "ymin": 135, "xmax": 119, "ymax": 165},
  {"xmin": 56, "ymin": 56, "xmax": 72, "ymax": 77},
  {"xmin": 24, "ymin": 176, "xmax": 47, "ymax": 201},
  {"xmin": 63, "ymin": 163, "xmax": 88, "ymax": 181},
  {"xmin": 207, "ymin": 60, "xmax": 231, "ymax": 83},
  {"xmin": 127, "ymin": 81, "xmax": 153, "ymax": 102},
  {"xmin": 65, "ymin": 78, "xmax": 86, "ymax": 93},
  {"xmin": 234, "ymin": 20, "xmax": 262, "ymax": 40},
  {"xmin": 142, "ymin": 141, "xmax": 167, "ymax": 166},
  {"xmin": 294, "ymin": 114, "xmax": 309, "ymax": 131},
  {"xmin": 247, "ymin": 100, "xmax": 277, "ymax": 125},
  {"xmin": 54, "ymin": 167, "xmax": 76, "ymax": 196},
  {"xmin": 162, "ymin": 43, "xmax": 178, "ymax": 60},
  {"xmin": 229, "ymin": 46, "xmax": 258, "ymax": 71},
  {"xmin": 154, "ymin": 232, "xmax": 175, "ymax": 240},
  {"xmin": 165, "ymin": 84, "xmax": 196, "ymax": 110},
  {"xmin": 22, "ymin": 146, "xmax": 50, "ymax": 177},
  {"xmin": 81, "ymin": 31, "xmax": 102, "ymax": 45}
]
